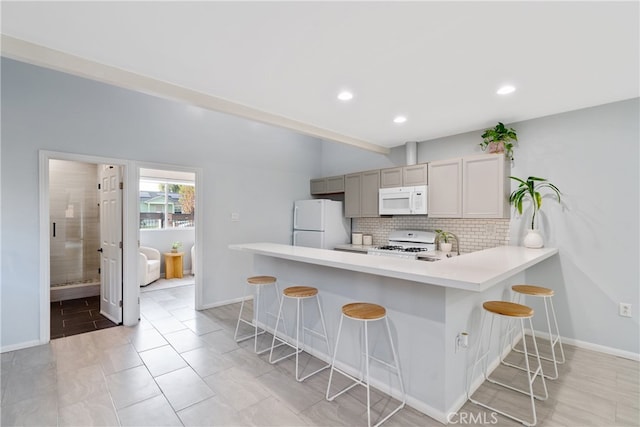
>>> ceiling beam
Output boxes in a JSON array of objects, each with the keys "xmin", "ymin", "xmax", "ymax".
[{"xmin": 1, "ymin": 35, "xmax": 390, "ymax": 155}]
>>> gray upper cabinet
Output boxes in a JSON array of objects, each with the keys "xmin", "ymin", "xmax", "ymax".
[
  {"xmin": 361, "ymin": 170, "xmax": 380, "ymax": 217},
  {"xmin": 403, "ymin": 164, "xmax": 428, "ymax": 186},
  {"xmin": 345, "ymin": 170, "xmax": 380, "ymax": 218},
  {"xmin": 344, "ymin": 173, "xmax": 361, "ymax": 217},
  {"xmin": 310, "ymin": 178, "xmax": 326, "ymax": 195},
  {"xmin": 427, "ymin": 158, "xmax": 463, "ymax": 218},
  {"xmin": 380, "ymin": 164, "xmax": 428, "ymax": 188},
  {"xmin": 428, "ymin": 154, "xmax": 510, "ymax": 219},
  {"xmin": 462, "ymin": 154, "xmax": 510, "ymax": 218},
  {"xmin": 310, "ymin": 175, "xmax": 345, "ymax": 195},
  {"xmin": 380, "ymin": 167, "xmax": 403, "ymax": 188}
]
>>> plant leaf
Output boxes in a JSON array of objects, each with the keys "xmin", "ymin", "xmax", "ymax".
[
  {"xmin": 510, "ymin": 176, "xmax": 526, "ymax": 185},
  {"xmin": 534, "ymin": 191, "xmax": 542, "ymax": 209}
]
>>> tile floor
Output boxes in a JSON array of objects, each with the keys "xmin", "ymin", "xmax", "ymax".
[
  {"xmin": 2, "ymin": 284, "xmax": 639, "ymax": 426},
  {"xmin": 50, "ymin": 296, "xmax": 119, "ymax": 339}
]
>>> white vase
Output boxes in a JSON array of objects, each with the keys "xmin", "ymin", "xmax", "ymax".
[
  {"xmin": 440, "ymin": 242, "xmax": 452, "ymax": 253},
  {"xmin": 523, "ymin": 229, "xmax": 544, "ymax": 248}
]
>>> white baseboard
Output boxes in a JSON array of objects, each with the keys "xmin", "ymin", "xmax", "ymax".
[
  {"xmin": 1, "ymin": 339, "xmax": 43, "ymax": 354},
  {"xmin": 530, "ymin": 329, "xmax": 640, "ymax": 361},
  {"xmin": 199, "ymin": 295, "xmax": 252, "ymax": 310}
]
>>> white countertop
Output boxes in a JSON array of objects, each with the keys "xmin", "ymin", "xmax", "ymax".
[
  {"xmin": 334, "ymin": 244, "xmax": 372, "ymax": 253},
  {"xmin": 229, "ymin": 243, "xmax": 558, "ymax": 292}
]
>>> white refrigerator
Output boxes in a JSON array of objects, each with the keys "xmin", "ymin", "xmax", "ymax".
[{"xmin": 293, "ymin": 199, "xmax": 350, "ymax": 249}]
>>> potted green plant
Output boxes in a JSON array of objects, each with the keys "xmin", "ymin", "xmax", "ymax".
[
  {"xmin": 509, "ymin": 176, "xmax": 561, "ymax": 248},
  {"xmin": 480, "ymin": 122, "xmax": 518, "ymax": 160},
  {"xmin": 171, "ymin": 241, "xmax": 183, "ymax": 253},
  {"xmin": 434, "ymin": 229, "xmax": 454, "ymax": 253}
]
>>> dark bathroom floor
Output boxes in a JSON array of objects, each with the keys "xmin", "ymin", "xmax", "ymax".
[{"xmin": 50, "ymin": 295, "xmax": 119, "ymax": 339}]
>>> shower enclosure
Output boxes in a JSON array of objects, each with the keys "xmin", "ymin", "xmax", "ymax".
[{"xmin": 49, "ymin": 159, "xmax": 101, "ymax": 302}]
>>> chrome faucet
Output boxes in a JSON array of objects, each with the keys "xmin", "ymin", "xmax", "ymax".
[
  {"xmin": 435, "ymin": 232, "xmax": 461, "ymax": 256},
  {"xmin": 449, "ymin": 232, "xmax": 460, "ymax": 256}
]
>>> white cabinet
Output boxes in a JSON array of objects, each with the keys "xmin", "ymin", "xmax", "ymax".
[
  {"xmin": 428, "ymin": 154, "xmax": 510, "ymax": 219},
  {"xmin": 380, "ymin": 164, "xmax": 428, "ymax": 188},
  {"xmin": 427, "ymin": 158, "xmax": 463, "ymax": 217},
  {"xmin": 345, "ymin": 170, "xmax": 380, "ymax": 218},
  {"xmin": 310, "ymin": 175, "xmax": 345, "ymax": 195},
  {"xmin": 462, "ymin": 154, "xmax": 510, "ymax": 218},
  {"xmin": 403, "ymin": 164, "xmax": 429, "ymax": 186},
  {"xmin": 380, "ymin": 167, "xmax": 403, "ymax": 188}
]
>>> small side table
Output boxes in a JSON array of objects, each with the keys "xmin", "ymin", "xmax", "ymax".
[{"xmin": 164, "ymin": 252, "xmax": 184, "ymax": 279}]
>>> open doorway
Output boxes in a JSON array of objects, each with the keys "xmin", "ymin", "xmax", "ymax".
[
  {"xmin": 136, "ymin": 167, "xmax": 199, "ymax": 325},
  {"xmin": 48, "ymin": 159, "xmax": 122, "ymax": 338},
  {"xmin": 39, "ymin": 151, "xmax": 202, "ymax": 344}
]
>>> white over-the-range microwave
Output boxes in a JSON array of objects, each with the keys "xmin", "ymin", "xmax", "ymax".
[{"xmin": 378, "ymin": 185, "xmax": 427, "ymax": 215}]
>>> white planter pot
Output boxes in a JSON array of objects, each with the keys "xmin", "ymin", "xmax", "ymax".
[
  {"xmin": 523, "ymin": 229, "xmax": 544, "ymax": 248},
  {"xmin": 440, "ymin": 242, "xmax": 452, "ymax": 253}
]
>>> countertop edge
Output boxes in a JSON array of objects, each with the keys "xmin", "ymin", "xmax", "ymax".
[{"xmin": 229, "ymin": 243, "xmax": 558, "ymax": 292}]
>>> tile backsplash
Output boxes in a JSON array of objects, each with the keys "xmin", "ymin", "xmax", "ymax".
[{"xmin": 352, "ymin": 217, "xmax": 510, "ymax": 254}]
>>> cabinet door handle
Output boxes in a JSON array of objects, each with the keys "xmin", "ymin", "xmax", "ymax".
[{"xmin": 52, "ymin": 222, "xmax": 56, "ymax": 237}]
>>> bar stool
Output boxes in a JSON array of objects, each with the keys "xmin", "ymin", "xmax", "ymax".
[
  {"xmin": 234, "ymin": 275, "xmax": 281, "ymax": 354},
  {"xmin": 503, "ymin": 284, "xmax": 565, "ymax": 380},
  {"xmin": 469, "ymin": 301, "xmax": 548, "ymax": 427},
  {"xmin": 326, "ymin": 302, "xmax": 405, "ymax": 427},
  {"xmin": 268, "ymin": 286, "xmax": 331, "ymax": 381}
]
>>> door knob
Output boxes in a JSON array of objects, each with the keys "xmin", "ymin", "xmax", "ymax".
[{"xmin": 97, "ymin": 248, "xmax": 103, "ymax": 252}]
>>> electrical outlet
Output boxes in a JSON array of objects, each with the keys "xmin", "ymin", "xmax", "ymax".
[
  {"xmin": 231, "ymin": 212, "xmax": 240, "ymax": 222},
  {"xmin": 455, "ymin": 332, "xmax": 469, "ymax": 353},
  {"xmin": 619, "ymin": 303, "xmax": 632, "ymax": 318},
  {"xmin": 485, "ymin": 223, "xmax": 496, "ymax": 234}
]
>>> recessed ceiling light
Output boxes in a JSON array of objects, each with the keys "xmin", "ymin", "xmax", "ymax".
[
  {"xmin": 497, "ymin": 85, "xmax": 516, "ymax": 95},
  {"xmin": 337, "ymin": 91, "xmax": 354, "ymax": 101},
  {"xmin": 393, "ymin": 115, "xmax": 407, "ymax": 124}
]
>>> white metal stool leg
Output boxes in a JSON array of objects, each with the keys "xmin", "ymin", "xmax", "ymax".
[
  {"xmin": 503, "ymin": 289, "xmax": 565, "ymax": 380},
  {"xmin": 469, "ymin": 301, "xmax": 548, "ymax": 427},
  {"xmin": 326, "ymin": 303, "xmax": 405, "ymax": 427},
  {"xmin": 234, "ymin": 277, "xmax": 280, "ymax": 354},
  {"xmin": 269, "ymin": 287, "xmax": 331, "ymax": 381}
]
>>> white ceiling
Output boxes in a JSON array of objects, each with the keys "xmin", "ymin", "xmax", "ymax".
[{"xmin": 2, "ymin": 1, "xmax": 638, "ymax": 151}]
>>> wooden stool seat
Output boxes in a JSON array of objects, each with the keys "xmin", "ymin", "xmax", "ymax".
[
  {"xmin": 283, "ymin": 286, "xmax": 318, "ymax": 298},
  {"xmin": 342, "ymin": 302, "xmax": 386, "ymax": 320},
  {"xmin": 483, "ymin": 301, "xmax": 534, "ymax": 318},
  {"xmin": 247, "ymin": 275, "xmax": 277, "ymax": 285},
  {"xmin": 512, "ymin": 284, "xmax": 554, "ymax": 297}
]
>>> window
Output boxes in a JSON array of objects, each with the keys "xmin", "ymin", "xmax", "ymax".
[{"xmin": 139, "ymin": 169, "xmax": 195, "ymax": 230}]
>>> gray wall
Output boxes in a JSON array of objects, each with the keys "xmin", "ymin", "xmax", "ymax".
[
  {"xmin": 0, "ymin": 58, "xmax": 324, "ymax": 349},
  {"xmin": 318, "ymin": 139, "xmax": 404, "ymax": 176},
  {"xmin": 328, "ymin": 99, "xmax": 640, "ymax": 355}
]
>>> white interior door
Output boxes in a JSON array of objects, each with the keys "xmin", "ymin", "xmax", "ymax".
[{"xmin": 99, "ymin": 165, "xmax": 123, "ymax": 323}]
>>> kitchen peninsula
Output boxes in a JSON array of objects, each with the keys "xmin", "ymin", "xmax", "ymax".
[{"xmin": 229, "ymin": 243, "xmax": 558, "ymax": 422}]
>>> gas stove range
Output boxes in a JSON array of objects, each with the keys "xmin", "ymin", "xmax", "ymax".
[{"xmin": 367, "ymin": 230, "xmax": 436, "ymax": 260}]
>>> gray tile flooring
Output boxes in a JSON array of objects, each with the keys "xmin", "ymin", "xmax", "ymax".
[{"xmin": 1, "ymin": 284, "xmax": 638, "ymax": 426}]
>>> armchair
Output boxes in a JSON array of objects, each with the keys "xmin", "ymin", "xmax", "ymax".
[{"xmin": 139, "ymin": 246, "xmax": 161, "ymax": 286}]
